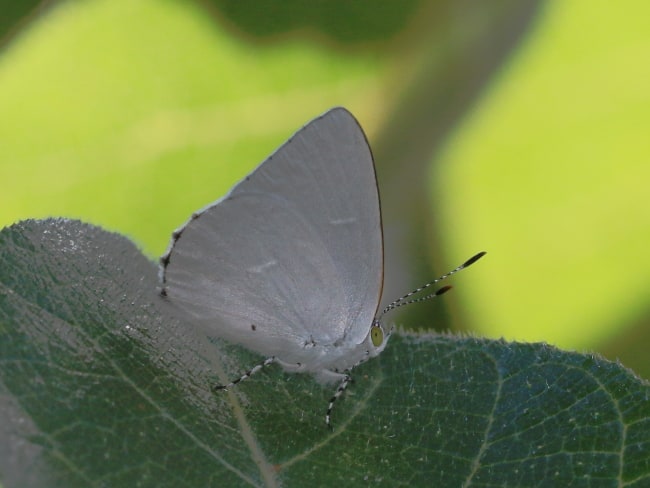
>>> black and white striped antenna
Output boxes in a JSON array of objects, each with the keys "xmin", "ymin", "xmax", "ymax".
[{"xmin": 374, "ymin": 251, "xmax": 487, "ymax": 324}]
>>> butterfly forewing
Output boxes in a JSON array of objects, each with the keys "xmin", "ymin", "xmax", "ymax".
[{"xmin": 161, "ymin": 108, "xmax": 384, "ymax": 366}]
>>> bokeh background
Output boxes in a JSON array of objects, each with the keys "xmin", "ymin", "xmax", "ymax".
[{"xmin": 1, "ymin": 0, "xmax": 649, "ymax": 377}]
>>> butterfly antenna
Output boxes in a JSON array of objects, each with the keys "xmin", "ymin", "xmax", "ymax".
[{"xmin": 375, "ymin": 251, "xmax": 486, "ymax": 322}]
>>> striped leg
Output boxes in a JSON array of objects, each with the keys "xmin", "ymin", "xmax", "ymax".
[
  {"xmin": 214, "ymin": 356, "xmax": 276, "ymax": 390},
  {"xmin": 326, "ymin": 374, "xmax": 352, "ymax": 428}
]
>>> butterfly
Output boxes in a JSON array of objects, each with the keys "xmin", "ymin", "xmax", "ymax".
[{"xmin": 160, "ymin": 107, "xmax": 485, "ymax": 425}]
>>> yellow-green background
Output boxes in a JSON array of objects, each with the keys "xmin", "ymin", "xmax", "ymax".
[{"xmin": 1, "ymin": 0, "xmax": 649, "ymax": 377}]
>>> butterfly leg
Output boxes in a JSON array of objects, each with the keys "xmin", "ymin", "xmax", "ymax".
[
  {"xmin": 214, "ymin": 356, "xmax": 276, "ymax": 390},
  {"xmin": 326, "ymin": 373, "xmax": 352, "ymax": 428}
]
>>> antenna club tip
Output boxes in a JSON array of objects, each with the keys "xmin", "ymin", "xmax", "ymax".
[
  {"xmin": 436, "ymin": 285, "xmax": 453, "ymax": 295},
  {"xmin": 464, "ymin": 251, "xmax": 487, "ymax": 267}
]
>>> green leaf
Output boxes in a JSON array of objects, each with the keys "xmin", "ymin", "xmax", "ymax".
[
  {"xmin": 0, "ymin": 0, "xmax": 43, "ymax": 50},
  {"xmin": 1, "ymin": 219, "xmax": 649, "ymax": 487},
  {"xmin": 202, "ymin": 0, "xmax": 423, "ymax": 44}
]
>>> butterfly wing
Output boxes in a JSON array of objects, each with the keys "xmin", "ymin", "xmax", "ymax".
[{"xmin": 160, "ymin": 107, "xmax": 383, "ymax": 366}]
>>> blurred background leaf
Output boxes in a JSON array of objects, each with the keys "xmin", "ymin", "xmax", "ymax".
[
  {"xmin": 0, "ymin": 0, "xmax": 50, "ymax": 49},
  {"xmin": 0, "ymin": 0, "xmax": 649, "ymax": 379},
  {"xmin": 203, "ymin": 0, "xmax": 423, "ymax": 43}
]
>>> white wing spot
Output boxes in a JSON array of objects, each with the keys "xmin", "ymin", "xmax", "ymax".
[
  {"xmin": 330, "ymin": 217, "xmax": 357, "ymax": 225},
  {"xmin": 248, "ymin": 260, "xmax": 278, "ymax": 273}
]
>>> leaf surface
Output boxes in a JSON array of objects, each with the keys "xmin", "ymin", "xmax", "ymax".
[{"xmin": 1, "ymin": 219, "xmax": 648, "ymax": 487}]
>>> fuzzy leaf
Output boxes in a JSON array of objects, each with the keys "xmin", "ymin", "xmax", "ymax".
[{"xmin": 1, "ymin": 219, "xmax": 648, "ymax": 487}]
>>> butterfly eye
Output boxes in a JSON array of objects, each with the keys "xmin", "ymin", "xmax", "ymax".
[{"xmin": 371, "ymin": 325, "xmax": 383, "ymax": 347}]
